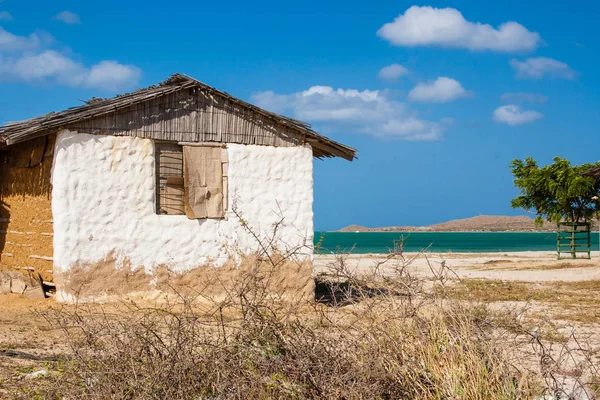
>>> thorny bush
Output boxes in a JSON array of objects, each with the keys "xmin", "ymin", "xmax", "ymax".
[{"xmin": 14, "ymin": 218, "xmax": 600, "ymax": 400}]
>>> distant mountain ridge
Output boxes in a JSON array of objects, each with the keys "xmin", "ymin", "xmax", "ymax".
[{"xmin": 335, "ymin": 215, "xmax": 571, "ymax": 232}]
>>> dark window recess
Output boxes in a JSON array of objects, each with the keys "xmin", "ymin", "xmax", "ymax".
[{"xmin": 155, "ymin": 143, "xmax": 185, "ymax": 215}]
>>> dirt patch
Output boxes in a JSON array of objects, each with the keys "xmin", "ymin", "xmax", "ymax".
[
  {"xmin": 476, "ymin": 260, "xmax": 598, "ymax": 271},
  {"xmin": 0, "ymin": 294, "xmax": 64, "ymax": 398},
  {"xmin": 484, "ymin": 259, "xmax": 515, "ymax": 264}
]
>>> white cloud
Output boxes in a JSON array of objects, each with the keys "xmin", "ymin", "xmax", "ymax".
[
  {"xmin": 54, "ymin": 11, "xmax": 81, "ymax": 25},
  {"xmin": 0, "ymin": 11, "xmax": 12, "ymax": 21},
  {"xmin": 252, "ymin": 86, "xmax": 444, "ymax": 140},
  {"xmin": 85, "ymin": 61, "xmax": 141, "ymax": 91},
  {"xmin": 377, "ymin": 6, "xmax": 541, "ymax": 52},
  {"xmin": 378, "ymin": 63, "xmax": 409, "ymax": 81},
  {"xmin": 0, "ymin": 27, "xmax": 141, "ymax": 91},
  {"xmin": 0, "ymin": 27, "xmax": 42, "ymax": 52},
  {"xmin": 11, "ymin": 50, "xmax": 81, "ymax": 81},
  {"xmin": 0, "ymin": 50, "xmax": 141, "ymax": 91},
  {"xmin": 510, "ymin": 57, "xmax": 575, "ymax": 79},
  {"xmin": 493, "ymin": 104, "xmax": 543, "ymax": 126},
  {"xmin": 500, "ymin": 92, "xmax": 547, "ymax": 104},
  {"xmin": 408, "ymin": 77, "xmax": 471, "ymax": 103}
]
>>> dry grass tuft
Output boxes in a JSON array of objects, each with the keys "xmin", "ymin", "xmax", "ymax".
[
  {"xmin": 441, "ymin": 279, "xmax": 556, "ymax": 303},
  {"xmin": 445, "ymin": 278, "xmax": 600, "ymax": 302},
  {"xmin": 8, "ymin": 218, "xmax": 600, "ymax": 400}
]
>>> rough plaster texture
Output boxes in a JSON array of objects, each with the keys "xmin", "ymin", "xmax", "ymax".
[{"xmin": 51, "ymin": 130, "xmax": 314, "ymax": 300}]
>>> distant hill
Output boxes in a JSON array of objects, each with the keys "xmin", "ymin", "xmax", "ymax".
[
  {"xmin": 335, "ymin": 215, "xmax": 570, "ymax": 232},
  {"xmin": 336, "ymin": 224, "xmax": 371, "ymax": 232},
  {"xmin": 428, "ymin": 215, "xmax": 551, "ymax": 232}
]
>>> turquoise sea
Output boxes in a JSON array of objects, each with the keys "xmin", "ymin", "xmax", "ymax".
[{"xmin": 314, "ymin": 232, "xmax": 600, "ymax": 254}]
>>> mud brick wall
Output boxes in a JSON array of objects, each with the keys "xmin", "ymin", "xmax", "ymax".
[{"xmin": 0, "ymin": 134, "xmax": 55, "ymax": 283}]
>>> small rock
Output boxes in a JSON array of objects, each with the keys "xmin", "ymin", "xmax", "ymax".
[
  {"xmin": 23, "ymin": 286, "xmax": 46, "ymax": 300},
  {"xmin": 530, "ymin": 327, "xmax": 540, "ymax": 338},
  {"xmin": 25, "ymin": 369, "xmax": 48, "ymax": 379}
]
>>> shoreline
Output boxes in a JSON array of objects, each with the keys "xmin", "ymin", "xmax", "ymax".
[{"xmin": 316, "ymin": 231, "xmax": 600, "ymax": 254}]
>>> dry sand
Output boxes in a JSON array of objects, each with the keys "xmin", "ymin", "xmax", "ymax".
[{"xmin": 314, "ymin": 251, "xmax": 600, "ymax": 282}]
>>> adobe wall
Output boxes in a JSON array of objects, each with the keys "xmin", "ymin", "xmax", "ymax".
[
  {"xmin": 0, "ymin": 135, "xmax": 55, "ymax": 287},
  {"xmin": 51, "ymin": 130, "xmax": 315, "ymax": 302}
]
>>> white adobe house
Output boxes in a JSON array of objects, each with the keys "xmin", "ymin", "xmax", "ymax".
[{"xmin": 0, "ymin": 74, "xmax": 356, "ymax": 301}]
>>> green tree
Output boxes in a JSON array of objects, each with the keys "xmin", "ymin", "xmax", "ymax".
[{"xmin": 510, "ymin": 157, "xmax": 600, "ymax": 225}]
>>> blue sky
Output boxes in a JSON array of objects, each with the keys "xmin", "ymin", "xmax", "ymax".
[{"xmin": 1, "ymin": 1, "xmax": 599, "ymax": 231}]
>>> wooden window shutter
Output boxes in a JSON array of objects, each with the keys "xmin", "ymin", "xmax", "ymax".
[
  {"xmin": 156, "ymin": 144, "xmax": 185, "ymax": 215},
  {"xmin": 183, "ymin": 146, "xmax": 224, "ymax": 219}
]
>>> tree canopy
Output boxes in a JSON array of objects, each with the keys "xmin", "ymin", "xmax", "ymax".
[{"xmin": 510, "ymin": 157, "xmax": 600, "ymax": 225}]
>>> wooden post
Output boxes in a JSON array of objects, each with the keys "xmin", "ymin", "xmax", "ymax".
[
  {"xmin": 588, "ymin": 224, "xmax": 591, "ymax": 259},
  {"xmin": 556, "ymin": 223, "xmax": 561, "ymax": 260},
  {"xmin": 571, "ymin": 226, "xmax": 576, "ymax": 259},
  {"xmin": 557, "ymin": 222, "xmax": 591, "ymax": 260}
]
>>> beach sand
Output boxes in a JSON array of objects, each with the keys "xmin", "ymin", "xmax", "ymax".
[{"xmin": 314, "ymin": 251, "xmax": 600, "ymax": 282}]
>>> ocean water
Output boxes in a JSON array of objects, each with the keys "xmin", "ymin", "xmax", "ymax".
[{"xmin": 314, "ymin": 231, "xmax": 600, "ymax": 254}]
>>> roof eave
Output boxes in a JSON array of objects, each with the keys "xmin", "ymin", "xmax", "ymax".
[{"xmin": 0, "ymin": 73, "xmax": 358, "ymax": 161}]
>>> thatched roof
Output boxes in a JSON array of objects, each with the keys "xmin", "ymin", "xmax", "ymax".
[{"xmin": 0, "ymin": 74, "xmax": 356, "ymax": 161}]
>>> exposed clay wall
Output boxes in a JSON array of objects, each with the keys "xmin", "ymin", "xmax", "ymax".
[
  {"xmin": 0, "ymin": 135, "xmax": 55, "ymax": 283},
  {"xmin": 54, "ymin": 254, "xmax": 314, "ymax": 305},
  {"xmin": 52, "ymin": 130, "xmax": 314, "ymax": 302}
]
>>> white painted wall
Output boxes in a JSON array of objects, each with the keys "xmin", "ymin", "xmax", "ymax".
[{"xmin": 51, "ymin": 130, "xmax": 314, "ymax": 277}]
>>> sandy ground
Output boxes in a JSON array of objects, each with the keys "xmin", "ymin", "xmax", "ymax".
[
  {"xmin": 314, "ymin": 251, "xmax": 600, "ymax": 282},
  {"xmin": 1, "ymin": 252, "xmax": 599, "ymax": 397},
  {"xmin": 0, "ymin": 296, "xmax": 66, "ymax": 397}
]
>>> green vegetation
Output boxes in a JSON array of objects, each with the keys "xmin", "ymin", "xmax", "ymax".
[{"xmin": 510, "ymin": 157, "xmax": 600, "ymax": 225}]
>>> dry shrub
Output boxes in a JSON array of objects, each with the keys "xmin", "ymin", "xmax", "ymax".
[
  {"xmin": 18, "ymin": 253, "xmax": 540, "ymax": 400},
  {"xmin": 13, "ymin": 217, "xmax": 598, "ymax": 399}
]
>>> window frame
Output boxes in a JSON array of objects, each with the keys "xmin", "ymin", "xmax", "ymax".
[
  {"xmin": 154, "ymin": 141, "xmax": 229, "ymax": 219},
  {"xmin": 155, "ymin": 142, "xmax": 185, "ymax": 216}
]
